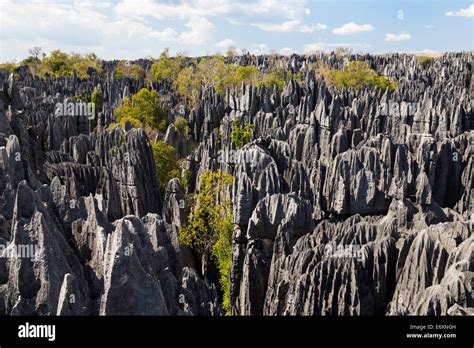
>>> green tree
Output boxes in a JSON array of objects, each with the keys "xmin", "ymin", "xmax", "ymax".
[
  {"xmin": 329, "ymin": 61, "xmax": 397, "ymax": 92},
  {"xmin": 40, "ymin": 50, "xmax": 71, "ymax": 77},
  {"xmin": 0, "ymin": 62, "xmax": 19, "ymax": 72},
  {"xmin": 179, "ymin": 170, "xmax": 234, "ymax": 314},
  {"xmin": 151, "ymin": 48, "xmax": 185, "ymax": 82},
  {"xmin": 256, "ymin": 68, "xmax": 287, "ymax": 92},
  {"xmin": 235, "ymin": 65, "xmax": 259, "ymax": 85},
  {"xmin": 418, "ymin": 56, "xmax": 434, "ymax": 67},
  {"xmin": 175, "ymin": 66, "xmax": 200, "ymax": 106},
  {"xmin": 151, "ymin": 140, "xmax": 180, "ymax": 195},
  {"xmin": 114, "ymin": 88, "xmax": 166, "ymax": 130},
  {"xmin": 70, "ymin": 52, "xmax": 103, "ymax": 78},
  {"xmin": 91, "ymin": 87, "xmax": 103, "ymax": 110},
  {"xmin": 231, "ymin": 119, "xmax": 254, "ymax": 149},
  {"xmin": 115, "ymin": 60, "xmax": 145, "ymax": 79},
  {"xmin": 174, "ymin": 116, "xmax": 189, "ymax": 134}
]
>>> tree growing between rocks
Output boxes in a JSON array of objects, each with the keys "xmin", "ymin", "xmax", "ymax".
[{"xmin": 179, "ymin": 170, "xmax": 234, "ymax": 314}]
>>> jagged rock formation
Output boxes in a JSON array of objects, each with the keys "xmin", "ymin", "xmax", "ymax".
[{"xmin": 0, "ymin": 52, "xmax": 472, "ymax": 316}]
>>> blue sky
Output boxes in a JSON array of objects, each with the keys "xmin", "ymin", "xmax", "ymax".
[{"xmin": 0, "ymin": 0, "xmax": 472, "ymax": 62}]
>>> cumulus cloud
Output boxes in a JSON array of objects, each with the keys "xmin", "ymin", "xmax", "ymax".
[
  {"xmin": 179, "ymin": 16, "xmax": 215, "ymax": 45},
  {"xmin": 445, "ymin": 4, "xmax": 474, "ymax": 17},
  {"xmin": 250, "ymin": 44, "xmax": 272, "ymax": 55},
  {"xmin": 385, "ymin": 32, "xmax": 412, "ymax": 42},
  {"xmin": 303, "ymin": 42, "xmax": 370, "ymax": 54},
  {"xmin": 333, "ymin": 22, "xmax": 374, "ymax": 35},
  {"xmin": 280, "ymin": 47, "xmax": 294, "ymax": 55},
  {"xmin": 214, "ymin": 38, "xmax": 236, "ymax": 48},
  {"xmin": 254, "ymin": 20, "xmax": 326, "ymax": 33}
]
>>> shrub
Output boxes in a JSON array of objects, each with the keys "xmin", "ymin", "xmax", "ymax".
[
  {"xmin": 418, "ymin": 56, "xmax": 434, "ymax": 67},
  {"xmin": 256, "ymin": 68, "xmax": 288, "ymax": 92},
  {"xmin": 0, "ymin": 62, "xmax": 19, "ymax": 72},
  {"xmin": 179, "ymin": 170, "xmax": 234, "ymax": 314},
  {"xmin": 174, "ymin": 116, "xmax": 189, "ymax": 134},
  {"xmin": 175, "ymin": 66, "xmax": 200, "ymax": 106},
  {"xmin": 91, "ymin": 88, "xmax": 103, "ymax": 111},
  {"xmin": 69, "ymin": 53, "xmax": 103, "ymax": 78},
  {"xmin": 115, "ymin": 60, "xmax": 145, "ymax": 79},
  {"xmin": 114, "ymin": 88, "xmax": 166, "ymax": 129},
  {"xmin": 235, "ymin": 65, "xmax": 258, "ymax": 85},
  {"xmin": 151, "ymin": 140, "xmax": 180, "ymax": 195},
  {"xmin": 40, "ymin": 50, "xmax": 71, "ymax": 77},
  {"xmin": 329, "ymin": 61, "xmax": 397, "ymax": 92},
  {"xmin": 151, "ymin": 49, "xmax": 184, "ymax": 82},
  {"xmin": 23, "ymin": 50, "xmax": 103, "ymax": 78},
  {"xmin": 231, "ymin": 119, "xmax": 254, "ymax": 149},
  {"xmin": 181, "ymin": 168, "xmax": 193, "ymax": 192}
]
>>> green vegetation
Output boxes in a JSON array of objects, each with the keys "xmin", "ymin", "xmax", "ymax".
[
  {"xmin": 91, "ymin": 88, "xmax": 103, "ymax": 111},
  {"xmin": 151, "ymin": 49, "xmax": 185, "ymax": 83},
  {"xmin": 0, "ymin": 62, "xmax": 19, "ymax": 72},
  {"xmin": 181, "ymin": 168, "xmax": 193, "ymax": 192},
  {"xmin": 151, "ymin": 52, "xmax": 292, "ymax": 107},
  {"xmin": 312, "ymin": 60, "xmax": 397, "ymax": 92},
  {"xmin": 26, "ymin": 50, "xmax": 104, "ymax": 78},
  {"xmin": 174, "ymin": 116, "xmax": 189, "ymax": 134},
  {"xmin": 115, "ymin": 60, "xmax": 145, "ymax": 79},
  {"xmin": 114, "ymin": 88, "xmax": 166, "ymax": 131},
  {"xmin": 255, "ymin": 68, "xmax": 288, "ymax": 91},
  {"xmin": 151, "ymin": 140, "xmax": 181, "ymax": 195},
  {"xmin": 231, "ymin": 119, "xmax": 254, "ymax": 149},
  {"xmin": 334, "ymin": 47, "xmax": 353, "ymax": 58},
  {"xmin": 418, "ymin": 56, "xmax": 434, "ymax": 67},
  {"xmin": 235, "ymin": 65, "xmax": 259, "ymax": 85},
  {"xmin": 179, "ymin": 170, "xmax": 234, "ymax": 314}
]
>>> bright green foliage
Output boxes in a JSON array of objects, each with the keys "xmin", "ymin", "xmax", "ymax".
[
  {"xmin": 196, "ymin": 55, "xmax": 237, "ymax": 94},
  {"xmin": 235, "ymin": 65, "xmax": 258, "ymax": 85},
  {"xmin": 69, "ymin": 53, "xmax": 103, "ymax": 78},
  {"xmin": 231, "ymin": 119, "xmax": 254, "ymax": 149},
  {"xmin": 181, "ymin": 169, "xmax": 193, "ymax": 192},
  {"xmin": 179, "ymin": 170, "xmax": 234, "ymax": 314},
  {"xmin": 22, "ymin": 50, "xmax": 103, "ymax": 78},
  {"xmin": 175, "ymin": 66, "xmax": 200, "ymax": 105},
  {"xmin": 115, "ymin": 60, "xmax": 145, "ymax": 79},
  {"xmin": 40, "ymin": 50, "xmax": 71, "ymax": 77},
  {"xmin": 256, "ymin": 68, "xmax": 288, "ymax": 92},
  {"xmin": 0, "ymin": 62, "xmax": 19, "ymax": 72},
  {"xmin": 91, "ymin": 88, "xmax": 103, "ymax": 110},
  {"xmin": 151, "ymin": 49, "xmax": 185, "ymax": 82},
  {"xmin": 151, "ymin": 140, "xmax": 180, "ymax": 195},
  {"xmin": 418, "ymin": 56, "xmax": 434, "ymax": 67},
  {"xmin": 330, "ymin": 61, "xmax": 397, "ymax": 92},
  {"xmin": 211, "ymin": 211, "xmax": 233, "ymax": 314},
  {"xmin": 114, "ymin": 88, "xmax": 166, "ymax": 130},
  {"xmin": 174, "ymin": 116, "xmax": 189, "ymax": 134}
]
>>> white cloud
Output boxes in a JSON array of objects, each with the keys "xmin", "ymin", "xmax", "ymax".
[
  {"xmin": 333, "ymin": 22, "xmax": 374, "ymax": 35},
  {"xmin": 280, "ymin": 47, "xmax": 294, "ymax": 55},
  {"xmin": 179, "ymin": 16, "xmax": 215, "ymax": 45},
  {"xmin": 254, "ymin": 20, "xmax": 326, "ymax": 33},
  {"xmin": 385, "ymin": 32, "xmax": 412, "ymax": 42},
  {"xmin": 303, "ymin": 42, "xmax": 370, "ymax": 54},
  {"xmin": 425, "ymin": 25, "xmax": 434, "ymax": 29},
  {"xmin": 250, "ymin": 44, "xmax": 271, "ymax": 55},
  {"xmin": 445, "ymin": 4, "xmax": 474, "ymax": 17},
  {"xmin": 214, "ymin": 38, "xmax": 236, "ymax": 48},
  {"xmin": 148, "ymin": 28, "xmax": 179, "ymax": 42}
]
